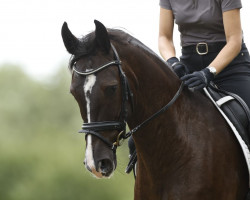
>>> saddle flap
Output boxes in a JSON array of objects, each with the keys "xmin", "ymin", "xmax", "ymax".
[{"xmin": 207, "ymin": 83, "xmax": 250, "ymax": 147}]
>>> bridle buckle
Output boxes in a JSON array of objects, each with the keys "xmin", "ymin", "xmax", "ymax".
[
  {"xmin": 113, "ymin": 130, "xmax": 125, "ymax": 147},
  {"xmin": 196, "ymin": 42, "xmax": 208, "ymax": 55}
]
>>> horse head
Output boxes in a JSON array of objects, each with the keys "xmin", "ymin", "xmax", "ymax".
[{"xmin": 61, "ymin": 20, "xmax": 133, "ymax": 178}]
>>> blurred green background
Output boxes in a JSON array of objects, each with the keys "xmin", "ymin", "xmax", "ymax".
[{"xmin": 0, "ymin": 64, "xmax": 134, "ymax": 200}]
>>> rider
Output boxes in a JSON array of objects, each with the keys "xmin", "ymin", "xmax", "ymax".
[
  {"xmin": 159, "ymin": 0, "xmax": 250, "ymax": 109},
  {"xmin": 128, "ymin": 0, "xmax": 250, "ymax": 173}
]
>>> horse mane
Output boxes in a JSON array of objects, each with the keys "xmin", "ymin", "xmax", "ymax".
[
  {"xmin": 68, "ymin": 28, "xmax": 166, "ymax": 73},
  {"xmin": 109, "ymin": 29, "xmax": 163, "ymax": 64}
]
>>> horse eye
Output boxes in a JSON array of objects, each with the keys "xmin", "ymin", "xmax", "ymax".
[{"xmin": 105, "ymin": 85, "xmax": 118, "ymax": 96}]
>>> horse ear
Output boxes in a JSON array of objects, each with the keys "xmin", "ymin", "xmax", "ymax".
[
  {"xmin": 61, "ymin": 22, "xmax": 80, "ymax": 55},
  {"xmin": 94, "ymin": 20, "xmax": 111, "ymax": 53}
]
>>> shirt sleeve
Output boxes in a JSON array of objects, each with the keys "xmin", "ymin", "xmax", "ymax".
[
  {"xmin": 159, "ymin": 0, "xmax": 172, "ymax": 10},
  {"xmin": 221, "ymin": 0, "xmax": 242, "ymax": 12}
]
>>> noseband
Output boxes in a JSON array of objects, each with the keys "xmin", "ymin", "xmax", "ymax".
[
  {"xmin": 73, "ymin": 43, "xmax": 184, "ymax": 152},
  {"xmin": 73, "ymin": 44, "xmax": 134, "ymax": 152}
]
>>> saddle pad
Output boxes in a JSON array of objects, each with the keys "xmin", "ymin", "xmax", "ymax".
[{"xmin": 204, "ymin": 87, "xmax": 250, "ymax": 187}]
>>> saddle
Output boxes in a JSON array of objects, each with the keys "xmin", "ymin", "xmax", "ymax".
[{"xmin": 206, "ymin": 82, "xmax": 250, "ymax": 149}]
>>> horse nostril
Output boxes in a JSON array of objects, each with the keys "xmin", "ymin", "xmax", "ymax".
[{"xmin": 98, "ymin": 159, "xmax": 113, "ymax": 175}]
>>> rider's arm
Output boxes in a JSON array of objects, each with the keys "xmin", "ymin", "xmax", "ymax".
[
  {"xmin": 158, "ymin": 8, "xmax": 176, "ymax": 61},
  {"xmin": 208, "ymin": 9, "xmax": 242, "ymax": 75}
]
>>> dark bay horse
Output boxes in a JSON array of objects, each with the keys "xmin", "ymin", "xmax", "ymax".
[{"xmin": 61, "ymin": 20, "xmax": 249, "ymax": 199}]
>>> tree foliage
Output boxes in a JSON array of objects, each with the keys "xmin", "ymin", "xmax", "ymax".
[{"xmin": 0, "ymin": 65, "xmax": 134, "ymax": 200}]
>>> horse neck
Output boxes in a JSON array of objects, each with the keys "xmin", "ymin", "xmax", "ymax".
[
  {"xmin": 117, "ymin": 42, "xmax": 180, "ymax": 127},
  {"xmin": 117, "ymin": 42, "xmax": 189, "ymax": 168}
]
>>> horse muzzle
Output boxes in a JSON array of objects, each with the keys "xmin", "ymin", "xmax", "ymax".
[{"xmin": 84, "ymin": 158, "xmax": 116, "ymax": 178}]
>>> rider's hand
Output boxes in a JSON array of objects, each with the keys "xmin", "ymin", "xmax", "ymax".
[
  {"xmin": 167, "ymin": 57, "xmax": 189, "ymax": 78},
  {"xmin": 180, "ymin": 68, "xmax": 215, "ymax": 91}
]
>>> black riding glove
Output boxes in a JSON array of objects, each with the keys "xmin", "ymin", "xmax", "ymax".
[
  {"xmin": 167, "ymin": 57, "xmax": 189, "ymax": 78},
  {"xmin": 180, "ymin": 68, "xmax": 215, "ymax": 91}
]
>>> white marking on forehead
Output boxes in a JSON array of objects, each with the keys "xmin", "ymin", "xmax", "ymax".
[
  {"xmin": 84, "ymin": 74, "xmax": 97, "ymax": 171},
  {"xmin": 84, "ymin": 74, "xmax": 96, "ymax": 122}
]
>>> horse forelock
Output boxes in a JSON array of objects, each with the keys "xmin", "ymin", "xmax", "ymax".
[{"xmin": 68, "ymin": 32, "xmax": 96, "ymax": 72}]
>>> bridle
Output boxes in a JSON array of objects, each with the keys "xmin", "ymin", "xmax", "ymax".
[
  {"xmin": 73, "ymin": 44, "xmax": 134, "ymax": 152},
  {"xmin": 72, "ymin": 43, "xmax": 184, "ymax": 152}
]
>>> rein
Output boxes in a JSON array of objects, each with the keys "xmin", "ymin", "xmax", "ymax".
[
  {"xmin": 123, "ymin": 82, "xmax": 184, "ymax": 139},
  {"xmin": 73, "ymin": 43, "xmax": 183, "ymax": 152}
]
